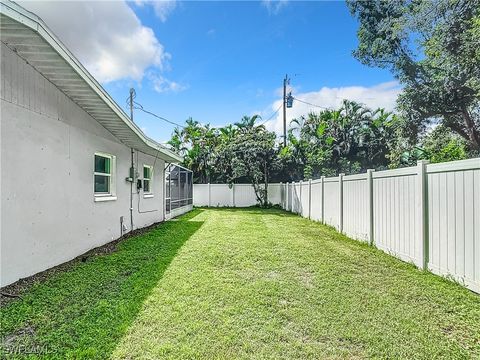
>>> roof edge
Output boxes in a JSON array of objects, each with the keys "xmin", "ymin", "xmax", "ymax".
[{"xmin": 0, "ymin": 0, "xmax": 183, "ymax": 163}]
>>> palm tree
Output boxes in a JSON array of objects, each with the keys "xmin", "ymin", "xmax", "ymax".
[
  {"xmin": 235, "ymin": 115, "xmax": 265, "ymax": 132},
  {"xmin": 167, "ymin": 127, "xmax": 187, "ymax": 155},
  {"xmin": 219, "ymin": 124, "xmax": 237, "ymax": 143}
]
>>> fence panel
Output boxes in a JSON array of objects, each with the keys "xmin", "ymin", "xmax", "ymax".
[
  {"xmin": 373, "ymin": 167, "xmax": 421, "ymax": 266},
  {"xmin": 300, "ymin": 182, "xmax": 310, "ymax": 218},
  {"xmin": 209, "ymin": 184, "xmax": 232, "ymax": 207},
  {"xmin": 193, "ymin": 184, "xmax": 209, "ymax": 206},
  {"xmin": 427, "ymin": 159, "xmax": 480, "ymax": 293},
  {"xmin": 310, "ymin": 179, "xmax": 323, "ymax": 222},
  {"xmin": 268, "ymin": 184, "xmax": 282, "ymax": 205},
  {"xmin": 233, "ymin": 184, "xmax": 257, "ymax": 207},
  {"xmin": 291, "ymin": 182, "xmax": 300, "ymax": 214},
  {"xmin": 287, "ymin": 183, "xmax": 293, "ymax": 211},
  {"xmin": 280, "ymin": 183, "xmax": 286, "ymax": 209},
  {"xmin": 323, "ymin": 177, "xmax": 340, "ymax": 229},
  {"xmin": 343, "ymin": 174, "xmax": 369, "ymax": 241}
]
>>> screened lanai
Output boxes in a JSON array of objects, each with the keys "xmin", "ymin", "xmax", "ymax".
[{"xmin": 165, "ymin": 164, "xmax": 193, "ymax": 219}]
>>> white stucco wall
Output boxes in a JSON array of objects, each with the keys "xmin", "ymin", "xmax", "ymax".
[{"xmin": 0, "ymin": 43, "xmax": 167, "ymax": 286}]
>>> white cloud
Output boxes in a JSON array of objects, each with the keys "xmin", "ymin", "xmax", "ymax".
[
  {"xmin": 19, "ymin": 1, "xmax": 170, "ymax": 83},
  {"xmin": 261, "ymin": 0, "xmax": 289, "ymax": 15},
  {"xmin": 263, "ymin": 81, "xmax": 402, "ymax": 135},
  {"xmin": 148, "ymin": 72, "xmax": 187, "ymax": 93},
  {"xmin": 135, "ymin": 0, "xmax": 177, "ymax": 22}
]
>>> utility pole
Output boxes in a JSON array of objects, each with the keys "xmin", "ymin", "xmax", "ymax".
[
  {"xmin": 129, "ymin": 88, "xmax": 135, "ymax": 122},
  {"xmin": 282, "ymin": 74, "xmax": 290, "ymax": 147}
]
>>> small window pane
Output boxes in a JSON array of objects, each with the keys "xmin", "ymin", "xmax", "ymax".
[
  {"xmin": 144, "ymin": 179, "xmax": 150, "ymax": 193},
  {"xmin": 95, "ymin": 155, "xmax": 110, "ymax": 174},
  {"xmin": 95, "ymin": 175, "xmax": 110, "ymax": 193},
  {"xmin": 144, "ymin": 166, "xmax": 150, "ymax": 179}
]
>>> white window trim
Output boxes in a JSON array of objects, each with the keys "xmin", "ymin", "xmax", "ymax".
[
  {"xmin": 94, "ymin": 152, "xmax": 116, "ymax": 201},
  {"xmin": 94, "ymin": 195, "xmax": 118, "ymax": 202},
  {"xmin": 143, "ymin": 164, "xmax": 154, "ymax": 197}
]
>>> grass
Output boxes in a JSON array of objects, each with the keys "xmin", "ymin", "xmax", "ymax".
[{"xmin": 1, "ymin": 208, "xmax": 479, "ymax": 359}]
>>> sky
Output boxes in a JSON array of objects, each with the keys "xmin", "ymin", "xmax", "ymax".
[{"xmin": 19, "ymin": 0, "xmax": 401, "ymax": 143}]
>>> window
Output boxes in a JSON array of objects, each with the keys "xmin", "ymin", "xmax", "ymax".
[
  {"xmin": 143, "ymin": 165, "xmax": 153, "ymax": 194},
  {"xmin": 94, "ymin": 153, "xmax": 116, "ymax": 200}
]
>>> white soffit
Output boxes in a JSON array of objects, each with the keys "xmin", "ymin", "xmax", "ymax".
[{"xmin": 0, "ymin": 0, "xmax": 182, "ymax": 163}]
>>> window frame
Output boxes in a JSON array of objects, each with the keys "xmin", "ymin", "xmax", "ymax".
[
  {"xmin": 143, "ymin": 164, "xmax": 154, "ymax": 198},
  {"xmin": 94, "ymin": 152, "xmax": 117, "ymax": 201}
]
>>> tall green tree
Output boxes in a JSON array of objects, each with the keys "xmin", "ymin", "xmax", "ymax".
[
  {"xmin": 282, "ymin": 101, "xmax": 399, "ymax": 177},
  {"xmin": 347, "ymin": 0, "xmax": 480, "ymax": 151},
  {"xmin": 216, "ymin": 127, "xmax": 279, "ymax": 207}
]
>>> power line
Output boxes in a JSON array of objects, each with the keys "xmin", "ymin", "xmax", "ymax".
[
  {"xmin": 292, "ymin": 96, "xmax": 332, "ymax": 110},
  {"xmin": 133, "ymin": 100, "xmax": 186, "ymax": 129},
  {"xmin": 260, "ymin": 103, "xmax": 283, "ymax": 126}
]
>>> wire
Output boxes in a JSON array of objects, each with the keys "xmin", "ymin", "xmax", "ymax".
[
  {"xmin": 260, "ymin": 103, "xmax": 283, "ymax": 126},
  {"xmin": 133, "ymin": 101, "xmax": 186, "ymax": 129},
  {"xmin": 129, "ymin": 98, "xmax": 181, "ymax": 171},
  {"xmin": 292, "ymin": 97, "xmax": 331, "ymax": 110}
]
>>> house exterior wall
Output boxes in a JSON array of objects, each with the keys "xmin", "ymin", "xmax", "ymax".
[{"xmin": 0, "ymin": 43, "xmax": 166, "ymax": 287}]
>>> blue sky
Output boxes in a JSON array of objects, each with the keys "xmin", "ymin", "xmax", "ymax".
[{"xmin": 22, "ymin": 1, "xmax": 400, "ymax": 143}]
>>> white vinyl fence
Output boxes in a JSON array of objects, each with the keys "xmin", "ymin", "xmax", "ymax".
[
  {"xmin": 193, "ymin": 158, "xmax": 479, "ymax": 293},
  {"xmin": 193, "ymin": 183, "xmax": 282, "ymax": 208}
]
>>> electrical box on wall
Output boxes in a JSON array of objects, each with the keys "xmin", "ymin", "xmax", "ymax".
[{"xmin": 125, "ymin": 167, "xmax": 134, "ymax": 182}]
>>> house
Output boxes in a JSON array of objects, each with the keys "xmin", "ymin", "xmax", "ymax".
[{"xmin": 0, "ymin": 0, "xmax": 192, "ymax": 287}]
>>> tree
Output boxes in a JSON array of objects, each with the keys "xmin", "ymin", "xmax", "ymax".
[
  {"xmin": 169, "ymin": 119, "xmax": 221, "ymax": 183},
  {"xmin": 216, "ymin": 127, "xmax": 279, "ymax": 207},
  {"xmin": 388, "ymin": 124, "xmax": 469, "ymax": 167},
  {"xmin": 283, "ymin": 101, "xmax": 399, "ymax": 177},
  {"xmin": 234, "ymin": 115, "xmax": 264, "ymax": 131},
  {"xmin": 347, "ymin": 0, "xmax": 480, "ymax": 152},
  {"xmin": 422, "ymin": 125, "xmax": 468, "ymax": 163}
]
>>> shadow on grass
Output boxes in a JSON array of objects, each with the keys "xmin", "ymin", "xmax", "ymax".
[{"xmin": 0, "ymin": 209, "xmax": 204, "ymax": 359}]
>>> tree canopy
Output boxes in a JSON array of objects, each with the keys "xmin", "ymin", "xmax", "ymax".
[
  {"xmin": 168, "ymin": 101, "xmax": 403, "ymax": 183},
  {"xmin": 347, "ymin": 0, "xmax": 480, "ymax": 152}
]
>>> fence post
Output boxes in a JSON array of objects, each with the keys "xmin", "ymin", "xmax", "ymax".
[
  {"xmin": 287, "ymin": 182, "xmax": 292, "ymax": 211},
  {"xmin": 285, "ymin": 182, "xmax": 288, "ymax": 210},
  {"xmin": 308, "ymin": 179, "xmax": 312, "ymax": 219},
  {"xmin": 208, "ymin": 182, "xmax": 211, "ymax": 207},
  {"xmin": 299, "ymin": 180, "xmax": 303, "ymax": 215},
  {"xmin": 290, "ymin": 181, "xmax": 295, "ymax": 214},
  {"xmin": 321, "ymin": 176, "xmax": 325, "ymax": 223},
  {"xmin": 367, "ymin": 169, "xmax": 375, "ymax": 245},
  {"xmin": 417, "ymin": 160, "xmax": 430, "ymax": 270},
  {"xmin": 232, "ymin": 183, "xmax": 236, "ymax": 207},
  {"xmin": 339, "ymin": 173, "xmax": 344, "ymax": 233},
  {"xmin": 279, "ymin": 182, "xmax": 282, "ymax": 208}
]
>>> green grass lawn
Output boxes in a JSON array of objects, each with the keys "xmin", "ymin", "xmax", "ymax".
[{"xmin": 1, "ymin": 208, "xmax": 479, "ymax": 359}]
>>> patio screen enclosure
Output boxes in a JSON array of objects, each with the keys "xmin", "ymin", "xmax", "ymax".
[{"xmin": 165, "ymin": 164, "xmax": 193, "ymax": 216}]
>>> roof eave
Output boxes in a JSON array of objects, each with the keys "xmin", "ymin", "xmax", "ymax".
[{"xmin": 0, "ymin": 0, "xmax": 183, "ymax": 164}]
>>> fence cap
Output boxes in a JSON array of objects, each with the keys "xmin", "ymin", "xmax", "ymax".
[{"xmin": 417, "ymin": 160, "xmax": 430, "ymax": 165}]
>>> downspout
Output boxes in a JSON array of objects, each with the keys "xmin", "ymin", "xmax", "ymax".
[{"xmin": 130, "ymin": 148, "xmax": 134, "ymax": 231}]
